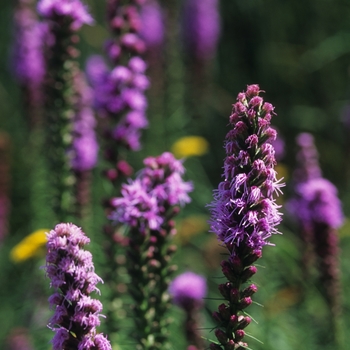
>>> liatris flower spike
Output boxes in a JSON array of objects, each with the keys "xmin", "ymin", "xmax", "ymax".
[
  {"xmin": 181, "ymin": 0, "xmax": 221, "ymax": 61},
  {"xmin": 110, "ymin": 152, "xmax": 193, "ymax": 350},
  {"xmin": 45, "ymin": 223, "xmax": 111, "ymax": 350},
  {"xmin": 12, "ymin": 0, "xmax": 45, "ymax": 126},
  {"xmin": 288, "ymin": 133, "xmax": 343, "ymax": 343},
  {"xmin": 37, "ymin": 0, "xmax": 94, "ymax": 222},
  {"xmin": 208, "ymin": 84, "xmax": 283, "ymax": 349},
  {"xmin": 169, "ymin": 272, "xmax": 207, "ymax": 349}
]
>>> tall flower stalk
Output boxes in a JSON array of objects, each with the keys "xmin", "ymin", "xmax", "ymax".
[
  {"xmin": 38, "ymin": 0, "xmax": 94, "ymax": 223},
  {"xmin": 169, "ymin": 272, "xmax": 207, "ymax": 350},
  {"xmin": 180, "ymin": 0, "xmax": 221, "ymax": 131},
  {"xmin": 85, "ymin": 0, "xmax": 150, "ymax": 335},
  {"xmin": 45, "ymin": 223, "xmax": 111, "ymax": 350},
  {"xmin": 12, "ymin": 0, "xmax": 46, "ymax": 127},
  {"xmin": 208, "ymin": 84, "xmax": 283, "ymax": 349},
  {"xmin": 71, "ymin": 71, "xmax": 99, "ymax": 221},
  {"xmin": 110, "ymin": 152, "xmax": 193, "ymax": 350},
  {"xmin": 288, "ymin": 132, "xmax": 343, "ymax": 346}
]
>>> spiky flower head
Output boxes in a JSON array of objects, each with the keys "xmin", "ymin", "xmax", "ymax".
[
  {"xmin": 209, "ymin": 84, "xmax": 283, "ymax": 256},
  {"xmin": 45, "ymin": 223, "xmax": 111, "ymax": 350},
  {"xmin": 110, "ymin": 152, "xmax": 193, "ymax": 232}
]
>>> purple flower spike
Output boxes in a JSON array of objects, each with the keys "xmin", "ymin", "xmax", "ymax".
[
  {"xmin": 169, "ymin": 272, "xmax": 207, "ymax": 349},
  {"xmin": 111, "ymin": 152, "xmax": 193, "ymax": 349},
  {"xmin": 140, "ymin": 0, "xmax": 165, "ymax": 48},
  {"xmin": 111, "ymin": 152, "xmax": 193, "ymax": 231},
  {"xmin": 181, "ymin": 0, "xmax": 221, "ymax": 61},
  {"xmin": 12, "ymin": 5, "xmax": 45, "ymax": 94},
  {"xmin": 37, "ymin": 0, "xmax": 93, "ymax": 30},
  {"xmin": 169, "ymin": 271, "xmax": 207, "ymax": 308},
  {"xmin": 71, "ymin": 71, "xmax": 99, "ymax": 172},
  {"xmin": 45, "ymin": 223, "xmax": 111, "ymax": 350},
  {"xmin": 288, "ymin": 133, "xmax": 343, "ymax": 332},
  {"xmin": 208, "ymin": 85, "xmax": 283, "ymax": 349},
  {"xmin": 209, "ymin": 85, "xmax": 283, "ymax": 255},
  {"xmin": 292, "ymin": 178, "xmax": 343, "ymax": 230},
  {"xmin": 293, "ymin": 132, "xmax": 322, "ymax": 182},
  {"xmin": 86, "ymin": 0, "xmax": 150, "ymax": 153}
]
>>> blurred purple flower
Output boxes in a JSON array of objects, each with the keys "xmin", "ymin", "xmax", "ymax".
[
  {"xmin": 290, "ymin": 178, "xmax": 343, "ymax": 229},
  {"xmin": 37, "ymin": 0, "xmax": 93, "ymax": 30},
  {"xmin": 288, "ymin": 132, "xmax": 343, "ymax": 329},
  {"xmin": 140, "ymin": 0, "xmax": 164, "ymax": 48},
  {"xmin": 86, "ymin": 54, "xmax": 149, "ymax": 151},
  {"xmin": 6, "ymin": 328, "xmax": 34, "ymax": 350},
  {"xmin": 293, "ymin": 132, "xmax": 322, "ymax": 182},
  {"xmin": 169, "ymin": 272, "xmax": 207, "ymax": 349},
  {"xmin": 181, "ymin": 0, "xmax": 221, "ymax": 60},
  {"xmin": 110, "ymin": 152, "xmax": 193, "ymax": 231},
  {"xmin": 45, "ymin": 223, "xmax": 111, "ymax": 350},
  {"xmin": 12, "ymin": 6, "xmax": 45, "ymax": 89},
  {"xmin": 86, "ymin": 1, "xmax": 149, "ymax": 152},
  {"xmin": 169, "ymin": 271, "xmax": 207, "ymax": 308},
  {"xmin": 287, "ymin": 132, "xmax": 344, "ymax": 229},
  {"xmin": 71, "ymin": 72, "xmax": 99, "ymax": 172}
]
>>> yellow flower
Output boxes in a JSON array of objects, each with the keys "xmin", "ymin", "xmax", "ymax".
[
  {"xmin": 170, "ymin": 136, "xmax": 209, "ymax": 158},
  {"xmin": 10, "ymin": 229, "xmax": 48, "ymax": 263},
  {"xmin": 175, "ymin": 215, "xmax": 209, "ymax": 244}
]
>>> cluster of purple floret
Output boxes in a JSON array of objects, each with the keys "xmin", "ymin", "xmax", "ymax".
[
  {"xmin": 110, "ymin": 152, "xmax": 193, "ymax": 232},
  {"xmin": 45, "ymin": 223, "xmax": 111, "ymax": 350},
  {"xmin": 209, "ymin": 84, "xmax": 283, "ymax": 255}
]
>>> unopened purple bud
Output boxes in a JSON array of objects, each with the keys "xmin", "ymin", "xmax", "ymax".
[
  {"xmin": 234, "ymin": 329, "xmax": 245, "ymax": 341},
  {"xmin": 218, "ymin": 303, "xmax": 230, "ymax": 321},
  {"xmin": 218, "ymin": 283, "xmax": 231, "ymax": 299},
  {"xmin": 221, "ymin": 266, "xmax": 238, "ymax": 284},
  {"xmin": 241, "ymin": 284, "xmax": 258, "ymax": 297},
  {"xmin": 215, "ymin": 329, "xmax": 227, "ymax": 345},
  {"xmin": 238, "ymin": 316, "xmax": 251, "ymax": 329},
  {"xmin": 226, "ymin": 340, "xmax": 236, "ymax": 350},
  {"xmin": 229, "ymin": 314, "xmax": 238, "ymax": 327},
  {"xmin": 209, "ymin": 343, "xmax": 222, "ymax": 350},
  {"xmin": 243, "ymin": 249, "xmax": 262, "ymax": 265},
  {"xmin": 212, "ymin": 311, "xmax": 223, "ymax": 324},
  {"xmin": 237, "ymin": 297, "xmax": 252, "ymax": 310},
  {"xmin": 229, "ymin": 288, "xmax": 240, "ymax": 304},
  {"xmin": 240, "ymin": 266, "xmax": 257, "ymax": 282}
]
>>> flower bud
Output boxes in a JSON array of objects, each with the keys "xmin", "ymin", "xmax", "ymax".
[
  {"xmin": 241, "ymin": 284, "xmax": 258, "ymax": 298},
  {"xmin": 237, "ymin": 297, "xmax": 252, "ymax": 310},
  {"xmin": 240, "ymin": 266, "xmax": 257, "ymax": 283},
  {"xmin": 234, "ymin": 329, "xmax": 245, "ymax": 342},
  {"xmin": 215, "ymin": 329, "xmax": 227, "ymax": 345}
]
